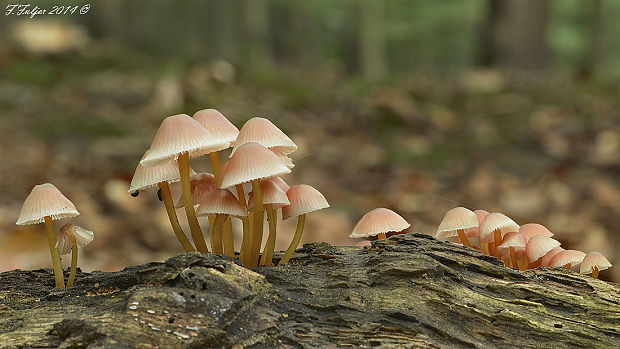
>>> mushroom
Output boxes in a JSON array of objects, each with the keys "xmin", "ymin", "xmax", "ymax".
[
  {"xmin": 230, "ymin": 117, "xmax": 298, "ymax": 157},
  {"xmin": 496, "ymin": 232, "xmax": 526, "ymax": 269},
  {"xmin": 479, "ymin": 213, "xmax": 519, "ymax": 258},
  {"xmin": 435, "ymin": 207, "xmax": 479, "ymax": 248},
  {"xmin": 278, "ymin": 184, "xmax": 330, "ymax": 265},
  {"xmin": 219, "ymin": 142, "xmax": 291, "ymax": 267},
  {"xmin": 548, "ymin": 250, "xmax": 586, "ymax": 270},
  {"xmin": 195, "ymin": 189, "xmax": 247, "ymax": 255},
  {"xmin": 349, "ymin": 208, "xmax": 410, "ymax": 241},
  {"xmin": 518, "ymin": 223, "xmax": 554, "ymax": 241},
  {"xmin": 525, "ymin": 236, "xmax": 561, "ymax": 269},
  {"xmin": 55, "ymin": 223, "xmax": 94, "ymax": 288},
  {"xmin": 129, "ymin": 151, "xmax": 195, "ymax": 252},
  {"xmin": 16, "ymin": 183, "xmax": 80, "ymax": 289},
  {"xmin": 474, "ymin": 209, "xmax": 489, "ymax": 224},
  {"xmin": 246, "ymin": 180, "xmax": 290, "ymax": 266},
  {"xmin": 580, "ymin": 252, "xmax": 612, "ymax": 279},
  {"xmin": 141, "ymin": 114, "xmax": 229, "ymax": 253},
  {"xmin": 539, "ymin": 246, "xmax": 564, "ymax": 267}
]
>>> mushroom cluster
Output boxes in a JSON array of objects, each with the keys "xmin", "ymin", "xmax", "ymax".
[
  {"xmin": 434, "ymin": 207, "xmax": 613, "ymax": 279},
  {"xmin": 131, "ymin": 109, "xmax": 329, "ymax": 268},
  {"xmin": 16, "ymin": 183, "xmax": 94, "ymax": 288}
]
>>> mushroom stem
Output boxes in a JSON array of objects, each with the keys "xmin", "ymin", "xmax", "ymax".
[
  {"xmin": 529, "ymin": 258, "xmax": 542, "ymax": 269},
  {"xmin": 222, "ymin": 217, "xmax": 235, "ymax": 257},
  {"xmin": 278, "ymin": 213, "xmax": 306, "ymax": 265},
  {"xmin": 480, "ymin": 242, "xmax": 490, "ymax": 256},
  {"xmin": 518, "ymin": 255, "xmax": 529, "ymax": 271},
  {"xmin": 457, "ymin": 229, "xmax": 473, "ymax": 248},
  {"xmin": 243, "ymin": 212, "xmax": 254, "ymax": 266},
  {"xmin": 591, "ymin": 266, "xmax": 599, "ymax": 279},
  {"xmin": 509, "ymin": 246, "xmax": 518, "ymax": 269},
  {"xmin": 212, "ymin": 214, "xmax": 227, "ymax": 254},
  {"xmin": 178, "ymin": 152, "xmax": 208, "ymax": 253},
  {"xmin": 235, "ymin": 184, "xmax": 248, "ymax": 263},
  {"xmin": 492, "ymin": 228, "xmax": 502, "ymax": 257},
  {"xmin": 260, "ymin": 204, "xmax": 277, "ymax": 266},
  {"xmin": 66, "ymin": 235, "xmax": 78, "ymax": 288},
  {"xmin": 208, "ymin": 152, "xmax": 223, "ymax": 255},
  {"xmin": 564, "ymin": 263, "xmax": 571, "ymax": 270},
  {"xmin": 158, "ymin": 181, "xmax": 195, "ymax": 252},
  {"xmin": 377, "ymin": 232, "xmax": 387, "ymax": 240},
  {"xmin": 44, "ymin": 216, "xmax": 65, "ymax": 289},
  {"xmin": 249, "ymin": 179, "xmax": 264, "ymax": 268}
]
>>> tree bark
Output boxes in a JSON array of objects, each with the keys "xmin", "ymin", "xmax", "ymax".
[{"xmin": 1, "ymin": 233, "xmax": 618, "ymax": 348}]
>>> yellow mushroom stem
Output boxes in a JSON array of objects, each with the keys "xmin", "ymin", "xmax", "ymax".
[
  {"xmin": 529, "ymin": 258, "xmax": 542, "ymax": 269},
  {"xmin": 279, "ymin": 213, "xmax": 306, "ymax": 265},
  {"xmin": 509, "ymin": 247, "xmax": 518, "ymax": 270},
  {"xmin": 249, "ymin": 179, "xmax": 264, "ymax": 268},
  {"xmin": 492, "ymin": 229, "xmax": 502, "ymax": 257},
  {"xmin": 158, "ymin": 181, "xmax": 195, "ymax": 252},
  {"xmin": 222, "ymin": 218, "xmax": 235, "ymax": 257},
  {"xmin": 66, "ymin": 234, "xmax": 79, "ymax": 288},
  {"xmin": 377, "ymin": 232, "xmax": 387, "ymax": 240},
  {"xmin": 518, "ymin": 255, "xmax": 529, "ymax": 271},
  {"xmin": 235, "ymin": 184, "xmax": 249, "ymax": 264},
  {"xmin": 591, "ymin": 266, "xmax": 599, "ymax": 279},
  {"xmin": 44, "ymin": 216, "xmax": 65, "ymax": 289},
  {"xmin": 565, "ymin": 263, "xmax": 571, "ymax": 270},
  {"xmin": 260, "ymin": 204, "xmax": 277, "ymax": 266},
  {"xmin": 457, "ymin": 229, "xmax": 472, "ymax": 248},
  {"xmin": 211, "ymin": 214, "xmax": 227, "ymax": 254},
  {"xmin": 502, "ymin": 256, "xmax": 510, "ymax": 267},
  {"xmin": 208, "ymin": 152, "xmax": 223, "ymax": 255},
  {"xmin": 178, "ymin": 152, "xmax": 208, "ymax": 253},
  {"xmin": 480, "ymin": 242, "xmax": 490, "ymax": 256}
]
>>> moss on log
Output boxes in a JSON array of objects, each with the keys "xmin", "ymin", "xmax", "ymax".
[{"xmin": 0, "ymin": 233, "xmax": 618, "ymax": 348}]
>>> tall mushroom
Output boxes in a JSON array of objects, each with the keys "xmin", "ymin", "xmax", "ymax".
[
  {"xmin": 195, "ymin": 189, "xmax": 247, "ymax": 255},
  {"xmin": 479, "ymin": 213, "xmax": 519, "ymax": 258},
  {"xmin": 16, "ymin": 183, "xmax": 80, "ymax": 289},
  {"xmin": 349, "ymin": 208, "xmax": 410, "ymax": 241},
  {"xmin": 219, "ymin": 142, "xmax": 291, "ymax": 267},
  {"xmin": 55, "ymin": 223, "xmax": 94, "ymax": 288},
  {"xmin": 129, "ymin": 151, "xmax": 195, "ymax": 252},
  {"xmin": 278, "ymin": 184, "xmax": 330, "ymax": 265},
  {"xmin": 173, "ymin": 172, "xmax": 217, "ymax": 252},
  {"xmin": 435, "ymin": 207, "xmax": 479, "ymax": 248},
  {"xmin": 141, "ymin": 114, "xmax": 229, "ymax": 253}
]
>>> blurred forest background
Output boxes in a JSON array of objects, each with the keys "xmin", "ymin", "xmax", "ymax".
[{"xmin": 0, "ymin": 0, "xmax": 619, "ymax": 282}]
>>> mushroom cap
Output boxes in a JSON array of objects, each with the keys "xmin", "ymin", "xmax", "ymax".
[
  {"xmin": 282, "ymin": 184, "xmax": 330, "ymax": 220},
  {"xmin": 195, "ymin": 188, "xmax": 247, "ymax": 218},
  {"xmin": 266, "ymin": 176, "xmax": 290, "ymax": 193},
  {"xmin": 247, "ymin": 180, "xmax": 290, "ymax": 211},
  {"xmin": 539, "ymin": 246, "xmax": 564, "ymax": 267},
  {"xmin": 219, "ymin": 142, "xmax": 291, "ymax": 189},
  {"xmin": 280, "ymin": 155, "xmax": 295, "ymax": 169},
  {"xmin": 479, "ymin": 212, "xmax": 519, "ymax": 243},
  {"xmin": 55, "ymin": 223, "xmax": 94, "ymax": 255},
  {"xmin": 16, "ymin": 183, "xmax": 80, "ymax": 225},
  {"xmin": 519, "ymin": 223, "xmax": 554, "ymax": 242},
  {"xmin": 193, "ymin": 109, "xmax": 239, "ymax": 144},
  {"xmin": 231, "ymin": 117, "xmax": 297, "ymax": 156},
  {"xmin": 549, "ymin": 250, "xmax": 586, "ymax": 268},
  {"xmin": 435, "ymin": 207, "xmax": 479, "ymax": 241},
  {"xmin": 141, "ymin": 114, "xmax": 229, "ymax": 167},
  {"xmin": 174, "ymin": 172, "xmax": 217, "ymax": 208},
  {"xmin": 526, "ymin": 236, "xmax": 561, "ymax": 262},
  {"xmin": 129, "ymin": 151, "xmax": 184, "ymax": 193},
  {"xmin": 580, "ymin": 252, "xmax": 612, "ymax": 274},
  {"xmin": 349, "ymin": 208, "xmax": 410, "ymax": 239},
  {"xmin": 497, "ymin": 232, "xmax": 527, "ymax": 257},
  {"xmin": 474, "ymin": 209, "xmax": 489, "ymax": 224}
]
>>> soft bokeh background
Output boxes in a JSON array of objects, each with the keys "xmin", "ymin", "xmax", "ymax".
[{"xmin": 1, "ymin": 0, "xmax": 619, "ymax": 282}]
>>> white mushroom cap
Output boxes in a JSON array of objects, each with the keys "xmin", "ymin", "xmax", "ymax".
[
  {"xmin": 479, "ymin": 212, "xmax": 519, "ymax": 244},
  {"xmin": 16, "ymin": 183, "xmax": 80, "ymax": 225},
  {"xmin": 196, "ymin": 189, "xmax": 247, "ymax": 218},
  {"xmin": 435, "ymin": 207, "xmax": 479, "ymax": 241},
  {"xmin": 539, "ymin": 246, "xmax": 564, "ymax": 267},
  {"xmin": 549, "ymin": 250, "xmax": 586, "ymax": 268},
  {"xmin": 282, "ymin": 184, "xmax": 330, "ymax": 220},
  {"xmin": 519, "ymin": 223, "xmax": 554, "ymax": 242},
  {"xmin": 266, "ymin": 176, "xmax": 290, "ymax": 193},
  {"xmin": 219, "ymin": 142, "xmax": 291, "ymax": 189},
  {"xmin": 497, "ymin": 232, "xmax": 527, "ymax": 257},
  {"xmin": 55, "ymin": 223, "xmax": 94, "ymax": 255},
  {"xmin": 231, "ymin": 117, "xmax": 297, "ymax": 156},
  {"xmin": 349, "ymin": 208, "xmax": 410, "ymax": 239},
  {"xmin": 580, "ymin": 252, "xmax": 612, "ymax": 274},
  {"xmin": 141, "ymin": 114, "xmax": 230, "ymax": 167},
  {"xmin": 526, "ymin": 236, "xmax": 561, "ymax": 262},
  {"xmin": 247, "ymin": 180, "xmax": 290, "ymax": 211},
  {"xmin": 174, "ymin": 172, "xmax": 217, "ymax": 208},
  {"xmin": 129, "ymin": 150, "xmax": 185, "ymax": 193},
  {"xmin": 193, "ymin": 109, "xmax": 239, "ymax": 144}
]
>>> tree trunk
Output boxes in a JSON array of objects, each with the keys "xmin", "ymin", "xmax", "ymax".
[
  {"xmin": 1, "ymin": 233, "xmax": 618, "ymax": 348},
  {"xmin": 359, "ymin": 0, "xmax": 388, "ymax": 80}
]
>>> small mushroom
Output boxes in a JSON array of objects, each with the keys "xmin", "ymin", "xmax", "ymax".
[
  {"xmin": 580, "ymin": 252, "xmax": 612, "ymax": 279},
  {"xmin": 16, "ymin": 183, "xmax": 80, "ymax": 289},
  {"xmin": 141, "ymin": 114, "xmax": 229, "ymax": 253},
  {"xmin": 525, "ymin": 236, "xmax": 561, "ymax": 269},
  {"xmin": 435, "ymin": 207, "xmax": 479, "ymax": 248},
  {"xmin": 349, "ymin": 208, "xmax": 410, "ymax": 241},
  {"xmin": 56, "ymin": 223, "xmax": 94, "ymax": 288},
  {"xmin": 195, "ymin": 189, "xmax": 247, "ymax": 255},
  {"xmin": 278, "ymin": 185, "xmax": 330, "ymax": 265},
  {"xmin": 549, "ymin": 250, "xmax": 586, "ymax": 271},
  {"xmin": 479, "ymin": 213, "xmax": 519, "ymax": 258},
  {"xmin": 539, "ymin": 246, "xmax": 564, "ymax": 267},
  {"xmin": 497, "ymin": 232, "xmax": 526, "ymax": 270},
  {"xmin": 518, "ymin": 223, "xmax": 554, "ymax": 241}
]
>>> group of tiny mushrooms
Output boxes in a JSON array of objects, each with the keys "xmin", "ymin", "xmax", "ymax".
[{"xmin": 15, "ymin": 109, "xmax": 613, "ymax": 289}]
